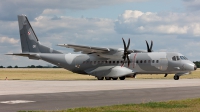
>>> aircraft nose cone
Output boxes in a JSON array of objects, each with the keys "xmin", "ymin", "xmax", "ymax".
[{"xmin": 194, "ymin": 65, "xmax": 197, "ymax": 70}]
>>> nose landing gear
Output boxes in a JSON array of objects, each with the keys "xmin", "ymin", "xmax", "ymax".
[{"xmin": 174, "ymin": 75, "xmax": 179, "ymax": 80}]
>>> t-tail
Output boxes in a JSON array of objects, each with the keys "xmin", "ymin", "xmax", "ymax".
[{"xmin": 18, "ymin": 15, "xmax": 62, "ymax": 53}]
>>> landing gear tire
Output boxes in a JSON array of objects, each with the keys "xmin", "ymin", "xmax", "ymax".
[
  {"xmin": 97, "ymin": 77, "xmax": 104, "ymax": 80},
  {"xmin": 174, "ymin": 76, "xmax": 179, "ymax": 80},
  {"xmin": 105, "ymin": 77, "xmax": 111, "ymax": 80},
  {"xmin": 112, "ymin": 77, "xmax": 118, "ymax": 80},
  {"xmin": 119, "ymin": 76, "xmax": 126, "ymax": 80}
]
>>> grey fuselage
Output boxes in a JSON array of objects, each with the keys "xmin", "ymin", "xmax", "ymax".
[{"xmin": 35, "ymin": 51, "xmax": 195, "ymax": 77}]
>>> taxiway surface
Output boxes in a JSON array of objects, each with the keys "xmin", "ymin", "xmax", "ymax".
[{"xmin": 0, "ymin": 79, "xmax": 200, "ymax": 112}]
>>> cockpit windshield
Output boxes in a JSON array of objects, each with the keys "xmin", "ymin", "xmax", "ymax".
[
  {"xmin": 180, "ymin": 56, "xmax": 188, "ymax": 60},
  {"xmin": 172, "ymin": 56, "xmax": 188, "ymax": 61}
]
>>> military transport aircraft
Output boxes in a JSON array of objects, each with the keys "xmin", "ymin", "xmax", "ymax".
[{"xmin": 7, "ymin": 15, "xmax": 197, "ymax": 80}]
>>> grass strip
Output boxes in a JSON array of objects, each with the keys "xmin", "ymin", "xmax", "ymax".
[
  {"xmin": 18, "ymin": 98, "xmax": 200, "ymax": 112},
  {"xmin": 0, "ymin": 68, "xmax": 200, "ymax": 80}
]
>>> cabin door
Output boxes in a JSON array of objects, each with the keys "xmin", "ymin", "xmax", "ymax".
[{"xmin": 160, "ymin": 58, "xmax": 168, "ymax": 71}]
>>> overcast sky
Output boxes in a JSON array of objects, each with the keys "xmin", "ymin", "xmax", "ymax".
[{"xmin": 1, "ymin": 0, "xmax": 200, "ymax": 67}]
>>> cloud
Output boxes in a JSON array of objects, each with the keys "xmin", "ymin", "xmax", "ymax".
[
  {"xmin": 114, "ymin": 10, "xmax": 200, "ymax": 36},
  {"xmin": 183, "ymin": 0, "xmax": 200, "ymax": 11},
  {"xmin": 0, "ymin": 0, "xmax": 147, "ymax": 21},
  {"xmin": 0, "ymin": 37, "xmax": 19, "ymax": 44},
  {"xmin": 31, "ymin": 16, "xmax": 115, "ymax": 45},
  {"xmin": 42, "ymin": 9, "xmax": 64, "ymax": 16}
]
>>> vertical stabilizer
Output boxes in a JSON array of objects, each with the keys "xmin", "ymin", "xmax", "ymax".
[
  {"xmin": 18, "ymin": 15, "xmax": 40, "ymax": 53},
  {"xmin": 18, "ymin": 15, "xmax": 62, "ymax": 53}
]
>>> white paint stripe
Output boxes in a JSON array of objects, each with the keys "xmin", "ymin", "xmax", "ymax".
[{"xmin": 0, "ymin": 100, "xmax": 35, "ymax": 104}]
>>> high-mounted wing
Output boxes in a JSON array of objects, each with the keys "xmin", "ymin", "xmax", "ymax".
[{"xmin": 58, "ymin": 44, "xmax": 110, "ymax": 54}]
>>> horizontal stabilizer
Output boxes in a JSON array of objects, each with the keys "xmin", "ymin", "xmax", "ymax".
[
  {"xmin": 6, "ymin": 53, "xmax": 41, "ymax": 60},
  {"xmin": 6, "ymin": 53, "xmax": 31, "ymax": 57}
]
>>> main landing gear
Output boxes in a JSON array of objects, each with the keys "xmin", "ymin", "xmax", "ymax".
[
  {"xmin": 97, "ymin": 76, "xmax": 126, "ymax": 80},
  {"xmin": 97, "ymin": 77, "xmax": 104, "ymax": 80},
  {"xmin": 105, "ymin": 77, "xmax": 111, "ymax": 80}
]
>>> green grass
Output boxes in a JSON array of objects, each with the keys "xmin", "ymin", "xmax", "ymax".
[
  {"xmin": 18, "ymin": 98, "xmax": 200, "ymax": 112},
  {"xmin": 140, "ymin": 102, "xmax": 188, "ymax": 108}
]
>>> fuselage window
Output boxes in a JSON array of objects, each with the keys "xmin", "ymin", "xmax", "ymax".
[
  {"xmin": 117, "ymin": 61, "xmax": 119, "ymax": 64},
  {"xmin": 113, "ymin": 61, "xmax": 115, "ymax": 63},
  {"xmin": 156, "ymin": 60, "xmax": 159, "ymax": 63},
  {"xmin": 109, "ymin": 61, "xmax": 111, "ymax": 64},
  {"xmin": 176, "ymin": 56, "xmax": 180, "ymax": 61},
  {"xmin": 90, "ymin": 61, "xmax": 92, "ymax": 64},
  {"xmin": 140, "ymin": 60, "xmax": 143, "ymax": 63},
  {"xmin": 105, "ymin": 61, "xmax": 108, "ymax": 64},
  {"xmin": 172, "ymin": 56, "xmax": 176, "ymax": 61},
  {"xmin": 102, "ymin": 61, "xmax": 104, "ymax": 63},
  {"xmin": 136, "ymin": 60, "xmax": 138, "ymax": 63},
  {"xmin": 94, "ymin": 61, "xmax": 96, "ymax": 64},
  {"xmin": 152, "ymin": 60, "xmax": 155, "ymax": 63},
  {"xmin": 144, "ymin": 60, "xmax": 146, "ymax": 63},
  {"xmin": 148, "ymin": 60, "xmax": 151, "ymax": 63},
  {"xmin": 121, "ymin": 61, "xmax": 123, "ymax": 63}
]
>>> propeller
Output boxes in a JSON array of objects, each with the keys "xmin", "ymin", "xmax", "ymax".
[
  {"xmin": 122, "ymin": 38, "xmax": 132, "ymax": 67},
  {"xmin": 145, "ymin": 40, "xmax": 153, "ymax": 52}
]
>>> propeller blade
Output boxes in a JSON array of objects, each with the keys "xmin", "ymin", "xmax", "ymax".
[
  {"xmin": 127, "ymin": 38, "xmax": 130, "ymax": 50},
  {"xmin": 121, "ymin": 59, "xmax": 125, "ymax": 67},
  {"xmin": 127, "ymin": 55, "xmax": 130, "ymax": 67},
  {"xmin": 122, "ymin": 38, "xmax": 127, "ymax": 52},
  {"xmin": 145, "ymin": 40, "xmax": 150, "ymax": 52},
  {"xmin": 121, "ymin": 38, "xmax": 132, "ymax": 67},
  {"xmin": 150, "ymin": 40, "xmax": 153, "ymax": 52}
]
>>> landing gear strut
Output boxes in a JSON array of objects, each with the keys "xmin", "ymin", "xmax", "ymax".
[
  {"xmin": 133, "ymin": 74, "xmax": 137, "ymax": 78},
  {"xmin": 174, "ymin": 76, "xmax": 179, "ymax": 80}
]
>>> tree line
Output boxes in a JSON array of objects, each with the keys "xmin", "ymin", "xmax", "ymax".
[{"xmin": 193, "ymin": 61, "xmax": 200, "ymax": 68}]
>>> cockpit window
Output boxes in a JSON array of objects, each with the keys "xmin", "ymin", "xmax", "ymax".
[
  {"xmin": 184, "ymin": 56, "xmax": 188, "ymax": 60},
  {"xmin": 179, "ymin": 56, "xmax": 188, "ymax": 60},
  {"xmin": 172, "ymin": 56, "xmax": 176, "ymax": 61},
  {"xmin": 180, "ymin": 56, "xmax": 184, "ymax": 60},
  {"xmin": 176, "ymin": 56, "xmax": 180, "ymax": 60},
  {"xmin": 173, "ymin": 56, "xmax": 188, "ymax": 61}
]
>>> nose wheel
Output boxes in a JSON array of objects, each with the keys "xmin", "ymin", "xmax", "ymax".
[{"xmin": 174, "ymin": 76, "xmax": 179, "ymax": 80}]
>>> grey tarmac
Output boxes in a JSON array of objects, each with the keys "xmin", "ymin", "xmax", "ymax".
[{"xmin": 0, "ymin": 79, "xmax": 200, "ymax": 112}]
